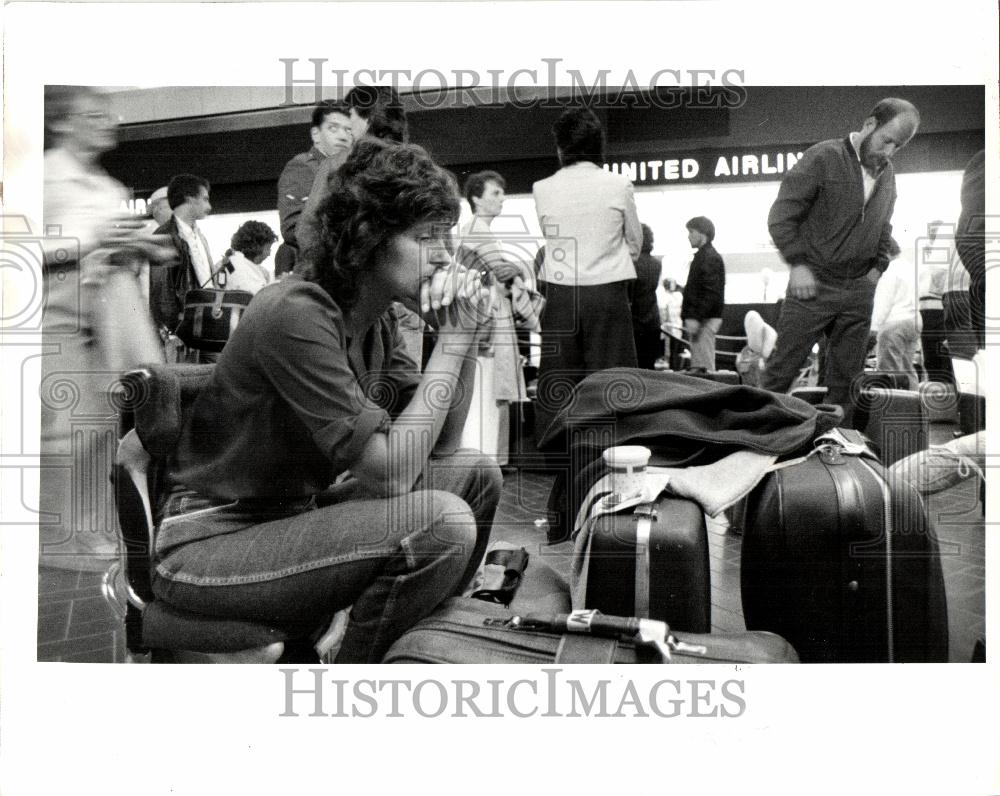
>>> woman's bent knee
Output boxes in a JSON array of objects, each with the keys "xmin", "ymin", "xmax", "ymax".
[{"xmin": 402, "ymin": 490, "xmax": 478, "ymax": 571}]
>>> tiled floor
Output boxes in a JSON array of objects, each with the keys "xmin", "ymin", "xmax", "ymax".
[
  {"xmin": 37, "ymin": 566, "xmax": 125, "ymax": 663},
  {"xmin": 37, "ymin": 421, "xmax": 986, "ymax": 663}
]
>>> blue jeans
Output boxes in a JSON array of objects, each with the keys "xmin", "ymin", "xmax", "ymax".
[
  {"xmin": 762, "ymin": 273, "xmax": 876, "ymax": 416},
  {"xmin": 151, "ymin": 451, "xmax": 502, "ymax": 663}
]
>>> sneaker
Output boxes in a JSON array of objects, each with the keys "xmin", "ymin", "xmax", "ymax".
[{"xmin": 889, "ymin": 435, "xmax": 985, "ymax": 496}]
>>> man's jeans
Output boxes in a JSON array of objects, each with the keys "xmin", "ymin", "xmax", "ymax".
[
  {"xmin": 762, "ymin": 273, "xmax": 876, "ymax": 415},
  {"xmin": 151, "ymin": 451, "xmax": 502, "ymax": 663}
]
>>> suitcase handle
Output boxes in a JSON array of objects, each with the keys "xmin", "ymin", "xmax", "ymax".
[{"xmin": 517, "ymin": 609, "xmax": 699, "ymax": 662}]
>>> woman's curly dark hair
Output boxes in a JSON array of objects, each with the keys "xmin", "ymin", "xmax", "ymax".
[
  {"xmin": 230, "ymin": 220, "xmax": 278, "ymax": 262},
  {"xmin": 302, "ymin": 138, "xmax": 460, "ymax": 309}
]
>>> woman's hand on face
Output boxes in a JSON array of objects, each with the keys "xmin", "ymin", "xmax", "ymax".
[
  {"xmin": 433, "ymin": 270, "xmax": 495, "ymax": 336},
  {"xmin": 422, "ymin": 264, "xmax": 492, "ymax": 327}
]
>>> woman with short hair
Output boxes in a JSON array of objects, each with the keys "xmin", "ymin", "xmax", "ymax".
[
  {"xmin": 219, "ymin": 220, "xmax": 278, "ymax": 293},
  {"xmin": 151, "ymin": 139, "xmax": 500, "ymax": 663}
]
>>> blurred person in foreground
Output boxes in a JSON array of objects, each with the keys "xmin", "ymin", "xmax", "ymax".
[
  {"xmin": 149, "ymin": 139, "xmax": 500, "ymax": 663},
  {"xmin": 39, "ymin": 85, "xmax": 170, "ymax": 571}
]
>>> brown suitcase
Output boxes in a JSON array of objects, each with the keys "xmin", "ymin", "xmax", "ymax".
[{"xmin": 383, "ymin": 598, "xmax": 798, "ymax": 664}]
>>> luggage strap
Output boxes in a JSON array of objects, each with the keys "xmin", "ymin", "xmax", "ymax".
[
  {"xmin": 633, "ymin": 503, "xmax": 656, "ymax": 619},
  {"xmin": 507, "ymin": 610, "xmax": 691, "ymax": 663},
  {"xmin": 767, "ymin": 427, "xmax": 879, "ymax": 474}
]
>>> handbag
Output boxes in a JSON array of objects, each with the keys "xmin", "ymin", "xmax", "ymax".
[{"xmin": 174, "ymin": 288, "xmax": 254, "ymax": 352}]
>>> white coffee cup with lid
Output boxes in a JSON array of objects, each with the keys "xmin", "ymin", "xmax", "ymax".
[{"xmin": 602, "ymin": 445, "xmax": 651, "ymax": 503}]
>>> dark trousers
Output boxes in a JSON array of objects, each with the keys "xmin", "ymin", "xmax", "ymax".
[
  {"xmin": 919, "ymin": 307, "xmax": 953, "ymax": 384},
  {"xmin": 762, "ymin": 274, "xmax": 876, "ymax": 418},
  {"xmin": 633, "ymin": 325, "xmax": 663, "ymax": 370},
  {"xmin": 971, "ymin": 281, "xmax": 985, "ymax": 350},
  {"xmin": 943, "ymin": 290, "xmax": 978, "ymax": 360},
  {"xmin": 534, "ymin": 280, "xmax": 637, "ymax": 440}
]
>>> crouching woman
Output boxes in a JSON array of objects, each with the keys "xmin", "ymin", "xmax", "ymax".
[{"xmin": 151, "ymin": 140, "xmax": 501, "ymax": 662}]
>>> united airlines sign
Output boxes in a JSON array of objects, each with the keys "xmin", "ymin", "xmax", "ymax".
[{"xmin": 604, "ymin": 145, "xmax": 808, "ymax": 186}]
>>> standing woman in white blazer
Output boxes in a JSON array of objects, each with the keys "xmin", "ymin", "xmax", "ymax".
[{"xmin": 531, "ymin": 106, "xmax": 642, "ymax": 438}]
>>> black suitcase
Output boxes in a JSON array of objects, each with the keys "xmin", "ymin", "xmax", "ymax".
[
  {"xmin": 853, "ymin": 386, "xmax": 927, "ymax": 466},
  {"xmin": 958, "ymin": 391, "xmax": 985, "ymax": 435},
  {"xmin": 740, "ymin": 436, "xmax": 949, "ymax": 663},
  {"xmin": 854, "ymin": 370, "xmax": 910, "ymax": 393},
  {"xmin": 579, "ymin": 497, "xmax": 711, "ymax": 633},
  {"xmin": 382, "ymin": 598, "xmax": 798, "ymax": 664}
]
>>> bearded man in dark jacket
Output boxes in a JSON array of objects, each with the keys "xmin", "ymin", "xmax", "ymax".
[{"xmin": 761, "ymin": 97, "xmax": 920, "ymax": 420}]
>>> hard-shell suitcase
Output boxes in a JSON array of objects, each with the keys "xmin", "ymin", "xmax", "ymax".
[
  {"xmin": 854, "ymin": 370, "xmax": 910, "ymax": 393},
  {"xmin": 853, "ymin": 386, "xmax": 927, "ymax": 466},
  {"xmin": 579, "ymin": 497, "xmax": 711, "ymax": 633},
  {"xmin": 382, "ymin": 598, "xmax": 799, "ymax": 664},
  {"xmin": 958, "ymin": 391, "xmax": 985, "ymax": 435},
  {"xmin": 740, "ymin": 436, "xmax": 949, "ymax": 663}
]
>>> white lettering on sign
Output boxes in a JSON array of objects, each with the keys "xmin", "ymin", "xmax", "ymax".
[
  {"xmin": 119, "ymin": 198, "xmax": 149, "ymax": 216},
  {"xmin": 605, "ymin": 157, "xmax": 701, "ymax": 182},
  {"xmin": 606, "ymin": 151, "xmax": 802, "ymax": 183},
  {"xmin": 712, "ymin": 151, "xmax": 803, "ymax": 178}
]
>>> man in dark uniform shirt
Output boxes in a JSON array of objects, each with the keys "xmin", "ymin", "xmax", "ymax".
[{"xmin": 274, "ymin": 100, "xmax": 353, "ymax": 276}]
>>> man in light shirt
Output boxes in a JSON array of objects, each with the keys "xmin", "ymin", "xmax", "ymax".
[
  {"xmin": 872, "ymin": 238, "xmax": 921, "ymax": 389},
  {"xmin": 150, "ymin": 173, "xmax": 215, "ymax": 333},
  {"xmin": 532, "ymin": 106, "xmax": 642, "ymax": 437}
]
